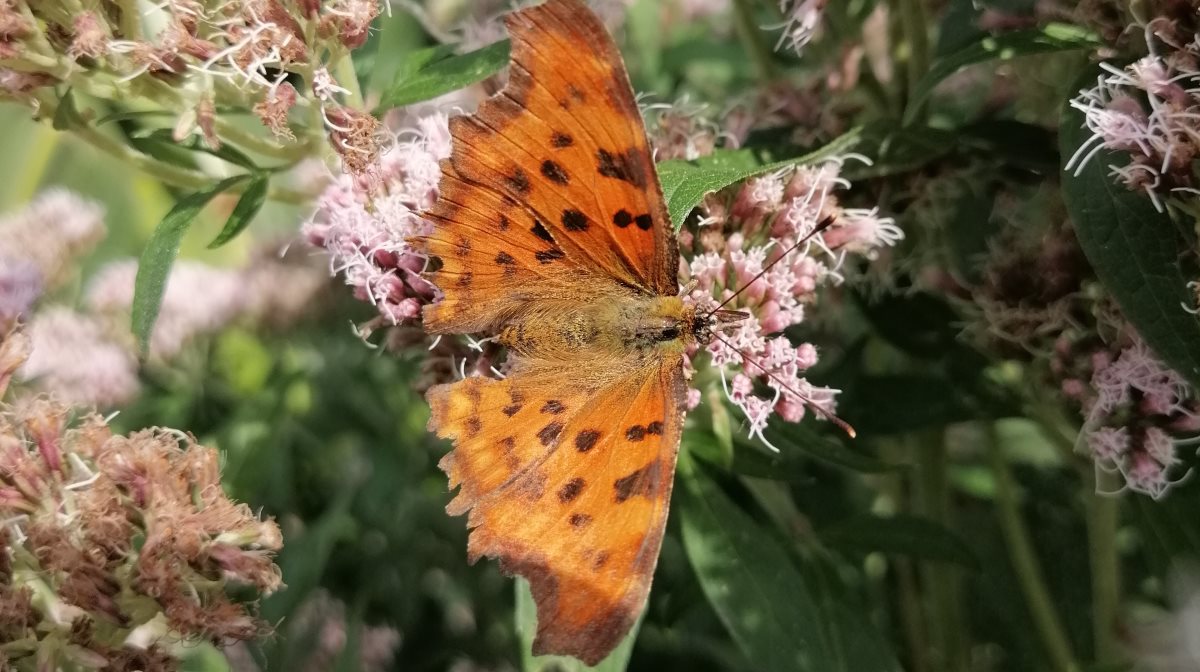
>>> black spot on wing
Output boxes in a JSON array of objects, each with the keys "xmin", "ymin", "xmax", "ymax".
[
  {"xmin": 502, "ymin": 391, "xmax": 524, "ymax": 417},
  {"xmin": 465, "ymin": 417, "xmax": 482, "ymax": 437},
  {"xmin": 552, "ymin": 132, "xmax": 574, "ymax": 148},
  {"xmin": 535, "ymin": 248, "xmax": 565, "ymax": 264},
  {"xmin": 596, "ymin": 148, "xmax": 647, "ymax": 188},
  {"xmin": 614, "ymin": 461, "xmax": 662, "ymax": 503},
  {"xmin": 561, "ymin": 209, "xmax": 588, "ymax": 232},
  {"xmin": 541, "ymin": 159, "xmax": 569, "ymax": 185},
  {"xmin": 531, "ymin": 220, "xmax": 554, "ymax": 243},
  {"xmin": 625, "ymin": 425, "xmax": 646, "ymax": 441},
  {"xmin": 506, "ymin": 167, "xmax": 531, "ymax": 193},
  {"xmin": 635, "ymin": 214, "xmax": 653, "ymax": 231},
  {"xmin": 541, "ymin": 399, "xmax": 566, "ymax": 414},
  {"xmin": 538, "ymin": 421, "xmax": 564, "ymax": 446},
  {"xmin": 613, "ymin": 210, "xmax": 633, "ymax": 228},
  {"xmin": 575, "ymin": 429, "xmax": 600, "ymax": 452},
  {"xmin": 558, "ymin": 477, "xmax": 585, "ymax": 503}
]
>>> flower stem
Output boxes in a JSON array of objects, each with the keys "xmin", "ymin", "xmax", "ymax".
[
  {"xmin": 731, "ymin": 0, "xmax": 778, "ymax": 83},
  {"xmin": 333, "ymin": 51, "xmax": 367, "ymax": 110},
  {"xmin": 1084, "ymin": 467, "xmax": 1122, "ymax": 665},
  {"xmin": 894, "ymin": 0, "xmax": 931, "ymax": 119},
  {"xmin": 987, "ymin": 424, "xmax": 1079, "ymax": 671},
  {"xmin": 914, "ymin": 430, "xmax": 967, "ymax": 672},
  {"xmin": 69, "ymin": 123, "xmax": 310, "ymax": 204}
]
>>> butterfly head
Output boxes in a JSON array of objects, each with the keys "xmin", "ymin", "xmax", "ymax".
[{"xmin": 689, "ymin": 308, "xmax": 749, "ymax": 346}]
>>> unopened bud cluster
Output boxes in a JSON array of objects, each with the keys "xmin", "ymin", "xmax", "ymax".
[{"xmin": 1, "ymin": 0, "xmax": 384, "ymax": 177}]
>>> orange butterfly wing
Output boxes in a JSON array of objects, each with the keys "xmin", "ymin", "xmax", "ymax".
[
  {"xmin": 428, "ymin": 359, "xmax": 685, "ymax": 664},
  {"xmin": 418, "ymin": 0, "xmax": 686, "ymax": 664}
]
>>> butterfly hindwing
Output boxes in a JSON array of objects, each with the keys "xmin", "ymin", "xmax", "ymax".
[{"xmin": 427, "ymin": 358, "xmax": 686, "ymax": 665}]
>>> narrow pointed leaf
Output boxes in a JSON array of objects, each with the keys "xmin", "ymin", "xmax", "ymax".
[
  {"xmin": 905, "ymin": 24, "xmax": 1100, "ymax": 123},
  {"xmin": 207, "ymin": 174, "xmax": 269, "ymax": 248},
  {"xmin": 378, "ymin": 40, "xmax": 511, "ymax": 110},
  {"xmin": 132, "ymin": 175, "xmax": 251, "ymax": 356},
  {"xmin": 136, "ymin": 128, "xmax": 261, "ymax": 171},
  {"xmin": 679, "ymin": 461, "xmax": 903, "ymax": 671},
  {"xmin": 678, "ymin": 462, "xmax": 829, "ymax": 671}
]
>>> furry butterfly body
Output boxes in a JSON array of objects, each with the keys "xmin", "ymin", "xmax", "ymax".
[{"xmin": 417, "ymin": 0, "xmax": 735, "ymax": 663}]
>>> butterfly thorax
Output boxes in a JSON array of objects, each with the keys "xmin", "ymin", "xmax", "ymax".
[{"xmin": 497, "ymin": 294, "xmax": 696, "ymax": 360}]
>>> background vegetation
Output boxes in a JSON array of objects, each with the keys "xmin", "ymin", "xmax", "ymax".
[{"xmin": 6, "ymin": 0, "xmax": 1200, "ymax": 671}]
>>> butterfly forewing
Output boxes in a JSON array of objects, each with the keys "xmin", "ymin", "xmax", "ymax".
[{"xmin": 442, "ymin": 0, "xmax": 677, "ymax": 299}]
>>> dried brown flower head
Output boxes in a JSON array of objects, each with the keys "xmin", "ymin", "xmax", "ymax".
[{"xmin": 0, "ymin": 337, "xmax": 283, "ymax": 670}]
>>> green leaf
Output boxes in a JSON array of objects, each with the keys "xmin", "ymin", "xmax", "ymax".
[
  {"xmin": 378, "ymin": 40, "xmax": 510, "ymax": 110},
  {"xmin": 515, "ymin": 578, "xmax": 642, "ymax": 671},
  {"xmin": 207, "ymin": 174, "xmax": 268, "ymax": 248},
  {"xmin": 678, "ymin": 461, "xmax": 829, "ymax": 671},
  {"xmin": 1059, "ymin": 72, "xmax": 1200, "ymax": 389},
  {"xmin": 658, "ymin": 128, "xmax": 863, "ymax": 230},
  {"xmin": 132, "ymin": 174, "xmax": 251, "ymax": 356},
  {"xmin": 678, "ymin": 460, "xmax": 903, "ymax": 672},
  {"xmin": 905, "ymin": 24, "xmax": 1100, "ymax": 124},
  {"xmin": 734, "ymin": 419, "xmax": 901, "ymax": 476},
  {"xmin": 820, "ymin": 514, "xmax": 981, "ymax": 569},
  {"xmin": 135, "ymin": 128, "xmax": 260, "ymax": 171},
  {"xmin": 940, "ymin": 177, "xmax": 999, "ymax": 285}
]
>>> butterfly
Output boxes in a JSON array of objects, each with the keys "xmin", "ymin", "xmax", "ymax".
[{"xmin": 415, "ymin": 0, "xmax": 744, "ymax": 664}]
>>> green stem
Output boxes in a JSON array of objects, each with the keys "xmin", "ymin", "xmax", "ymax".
[
  {"xmin": 914, "ymin": 430, "xmax": 966, "ymax": 672},
  {"xmin": 987, "ymin": 425, "xmax": 1079, "ymax": 671},
  {"xmin": 879, "ymin": 438, "xmax": 930, "ymax": 672},
  {"xmin": 70, "ymin": 123, "xmax": 310, "ymax": 204},
  {"xmin": 1084, "ymin": 467, "xmax": 1122, "ymax": 665},
  {"xmin": 895, "ymin": 0, "xmax": 931, "ymax": 118},
  {"xmin": 731, "ymin": 0, "xmax": 778, "ymax": 83},
  {"xmin": 333, "ymin": 51, "xmax": 366, "ymax": 110},
  {"xmin": 114, "ymin": 0, "xmax": 144, "ymax": 39}
]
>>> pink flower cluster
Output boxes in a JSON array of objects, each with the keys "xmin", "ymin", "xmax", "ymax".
[
  {"xmin": 303, "ymin": 113, "xmax": 451, "ymax": 331},
  {"xmin": 16, "ymin": 248, "xmax": 326, "ymax": 409},
  {"xmin": 1066, "ymin": 17, "xmax": 1200, "ymax": 212},
  {"xmin": 0, "ymin": 188, "xmax": 106, "ymax": 326},
  {"xmin": 680, "ymin": 158, "xmax": 901, "ymax": 446},
  {"xmin": 1083, "ymin": 339, "xmax": 1199, "ymax": 499}
]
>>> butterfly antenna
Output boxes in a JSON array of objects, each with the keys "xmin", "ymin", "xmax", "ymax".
[
  {"xmin": 705, "ymin": 215, "xmax": 837, "ymax": 318},
  {"xmin": 710, "ymin": 331, "xmax": 856, "ymax": 438}
]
